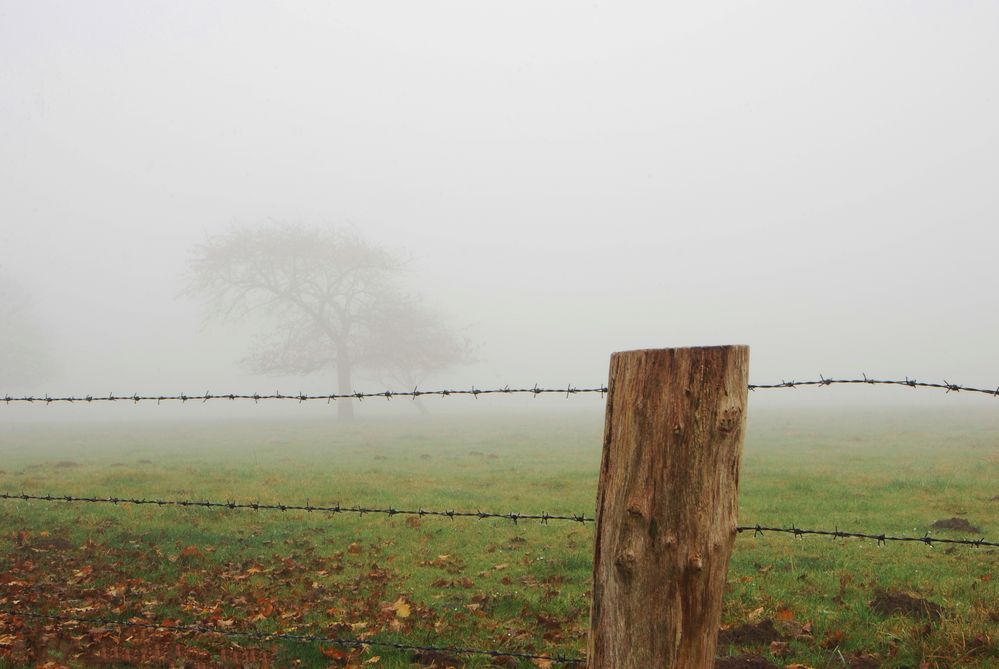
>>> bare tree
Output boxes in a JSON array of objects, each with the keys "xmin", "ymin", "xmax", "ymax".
[
  {"xmin": 0, "ymin": 269, "xmax": 52, "ymax": 389},
  {"xmin": 185, "ymin": 223, "xmax": 471, "ymax": 420}
]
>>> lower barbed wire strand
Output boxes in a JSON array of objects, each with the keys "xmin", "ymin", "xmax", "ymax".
[
  {"xmin": 736, "ymin": 525, "xmax": 998, "ymax": 548},
  {"xmin": 0, "ymin": 608, "xmax": 585, "ymax": 664},
  {"xmin": 2, "ymin": 492, "xmax": 994, "ymax": 547}
]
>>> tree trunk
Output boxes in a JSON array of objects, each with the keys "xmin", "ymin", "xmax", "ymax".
[
  {"xmin": 337, "ymin": 363, "xmax": 354, "ymax": 421},
  {"xmin": 588, "ymin": 346, "xmax": 749, "ymax": 668}
]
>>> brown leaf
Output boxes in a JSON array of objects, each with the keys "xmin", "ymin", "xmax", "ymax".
[
  {"xmin": 820, "ymin": 629, "xmax": 846, "ymax": 649},
  {"xmin": 769, "ymin": 640, "xmax": 790, "ymax": 657},
  {"xmin": 321, "ymin": 646, "xmax": 351, "ymax": 660},
  {"xmin": 775, "ymin": 608, "xmax": 795, "ymax": 622}
]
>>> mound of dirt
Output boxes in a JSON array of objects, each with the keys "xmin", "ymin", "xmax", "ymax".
[
  {"xmin": 717, "ymin": 620, "xmax": 781, "ymax": 647},
  {"xmin": 715, "ymin": 654, "xmax": 780, "ymax": 669},
  {"xmin": 931, "ymin": 517, "xmax": 982, "ymax": 533},
  {"xmin": 870, "ymin": 589, "xmax": 944, "ymax": 620},
  {"xmin": 413, "ymin": 650, "xmax": 462, "ymax": 667}
]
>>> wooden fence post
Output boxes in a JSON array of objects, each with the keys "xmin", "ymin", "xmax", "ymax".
[{"xmin": 588, "ymin": 346, "xmax": 749, "ymax": 668}]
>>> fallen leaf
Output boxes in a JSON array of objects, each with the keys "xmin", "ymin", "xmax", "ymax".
[
  {"xmin": 769, "ymin": 640, "xmax": 790, "ymax": 657},
  {"xmin": 391, "ymin": 597, "xmax": 411, "ymax": 618},
  {"xmin": 775, "ymin": 608, "xmax": 795, "ymax": 622},
  {"xmin": 820, "ymin": 629, "xmax": 846, "ymax": 649},
  {"xmin": 321, "ymin": 646, "xmax": 350, "ymax": 660}
]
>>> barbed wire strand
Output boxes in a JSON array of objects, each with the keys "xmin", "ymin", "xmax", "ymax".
[
  {"xmin": 0, "ymin": 385, "xmax": 608, "ymax": 404},
  {"xmin": 0, "ymin": 608, "xmax": 584, "ymax": 665},
  {"xmin": 2, "ymin": 492, "xmax": 995, "ymax": 548},
  {"xmin": 4, "ymin": 376, "xmax": 999, "ymax": 404},
  {"xmin": 735, "ymin": 524, "xmax": 998, "ymax": 548},
  {"xmin": 0, "ymin": 492, "xmax": 593, "ymax": 524}
]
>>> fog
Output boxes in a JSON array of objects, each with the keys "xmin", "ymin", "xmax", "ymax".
[{"xmin": 2, "ymin": 1, "xmax": 998, "ymax": 422}]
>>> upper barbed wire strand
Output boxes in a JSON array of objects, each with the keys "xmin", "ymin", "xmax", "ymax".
[{"xmin": 3, "ymin": 377, "xmax": 999, "ymax": 404}]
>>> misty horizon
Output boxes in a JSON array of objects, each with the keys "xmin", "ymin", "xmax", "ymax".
[{"xmin": 2, "ymin": 2, "xmax": 997, "ymax": 420}]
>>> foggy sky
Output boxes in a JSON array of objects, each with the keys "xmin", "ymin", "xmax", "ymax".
[{"xmin": 2, "ymin": 1, "xmax": 998, "ymax": 420}]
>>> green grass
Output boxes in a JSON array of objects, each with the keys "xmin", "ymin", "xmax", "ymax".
[{"xmin": 0, "ymin": 406, "xmax": 996, "ymax": 668}]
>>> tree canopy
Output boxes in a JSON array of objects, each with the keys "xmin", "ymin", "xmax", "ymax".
[{"xmin": 186, "ymin": 224, "xmax": 470, "ymax": 419}]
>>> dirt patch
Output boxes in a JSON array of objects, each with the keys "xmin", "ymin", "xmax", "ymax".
[
  {"xmin": 53, "ymin": 460, "xmax": 80, "ymax": 468},
  {"xmin": 715, "ymin": 655, "xmax": 780, "ymax": 669},
  {"xmin": 27, "ymin": 535, "xmax": 74, "ymax": 550},
  {"xmin": 412, "ymin": 650, "xmax": 463, "ymax": 667},
  {"xmin": 717, "ymin": 620, "xmax": 781, "ymax": 647},
  {"xmin": 842, "ymin": 653, "xmax": 882, "ymax": 669},
  {"xmin": 932, "ymin": 517, "xmax": 982, "ymax": 533},
  {"xmin": 870, "ymin": 589, "xmax": 944, "ymax": 620}
]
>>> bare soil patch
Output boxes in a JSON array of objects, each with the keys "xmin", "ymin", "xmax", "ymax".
[
  {"xmin": 870, "ymin": 589, "xmax": 944, "ymax": 620},
  {"xmin": 717, "ymin": 620, "xmax": 781, "ymax": 647},
  {"xmin": 715, "ymin": 654, "xmax": 780, "ymax": 669},
  {"xmin": 931, "ymin": 517, "xmax": 982, "ymax": 533}
]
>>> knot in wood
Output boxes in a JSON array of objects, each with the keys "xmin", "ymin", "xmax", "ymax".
[
  {"xmin": 688, "ymin": 552, "xmax": 703, "ymax": 571},
  {"xmin": 615, "ymin": 549, "xmax": 638, "ymax": 574},
  {"xmin": 717, "ymin": 407, "xmax": 742, "ymax": 434}
]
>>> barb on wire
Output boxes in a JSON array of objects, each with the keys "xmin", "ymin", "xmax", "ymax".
[
  {"xmin": 0, "ymin": 608, "xmax": 584, "ymax": 665},
  {"xmin": 0, "ymin": 492, "xmax": 594, "ymax": 524},
  {"xmin": 4, "ymin": 375, "xmax": 998, "ymax": 405},
  {"xmin": 737, "ymin": 524, "xmax": 998, "ymax": 548}
]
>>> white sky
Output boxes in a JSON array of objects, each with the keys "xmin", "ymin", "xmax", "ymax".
[{"xmin": 1, "ymin": 1, "xmax": 997, "ymax": 418}]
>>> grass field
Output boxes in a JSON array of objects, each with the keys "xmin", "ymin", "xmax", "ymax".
[{"xmin": 0, "ymin": 405, "xmax": 996, "ymax": 668}]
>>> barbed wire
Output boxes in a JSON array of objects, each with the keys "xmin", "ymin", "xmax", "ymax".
[
  {"xmin": 747, "ymin": 375, "xmax": 999, "ymax": 397},
  {"xmin": 0, "ymin": 492, "xmax": 593, "ymax": 524},
  {"xmin": 0, "ymin": 385, "xmax": 607, "ymax": 404},
  {"xmin": 3, "ymin": 376, "xmax": 998, "ymax": 404},
  {"xmin": 736, "ymin": 524, "xmax": 998, "ymax": 548},
  {"xmin": 3, "ymin": 492, "xmax": 994, "ymax": 548},
  {"xmin": 0, "ymin": 608, "xmax": 584, "ymax": 665}
]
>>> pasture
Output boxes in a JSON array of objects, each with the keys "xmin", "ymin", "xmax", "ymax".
[{"xmin": 0, "ymin": 405, "xmax": 996, "ymax": 668}]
